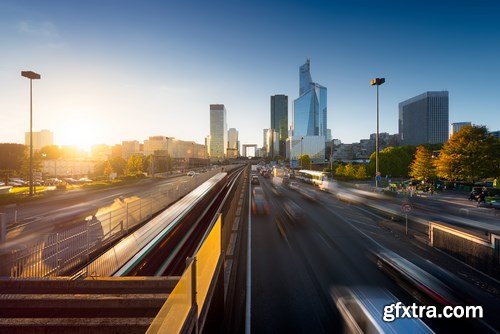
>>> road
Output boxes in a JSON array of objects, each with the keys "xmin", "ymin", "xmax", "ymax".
[{"xmin": 249, "ymin": 175, "xmax": 499, "ymax": 333}]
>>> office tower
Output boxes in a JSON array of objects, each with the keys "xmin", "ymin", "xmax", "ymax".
[
  {"xmin": 450, "ymin": 122, "xmax": 471, "ymax": 137},
  {"xmin": 263, "ymin": 128, "xmax": 279, "ymax": 157},
  {"xmin": 399, "ymin": 91, "xmax": 449, "ymax": 145},
  {"xmin": 270, "ymin": 94, "xmax": 288, "ymax": 157},
  {"xmin": 290, "ymin": 59, "xmax": 327, "ymax": 164},
  {"xmin": 227, "ymin": 128, "xmax": 239, "ymax": 158},
  {"xmin": 210, "ymin": 104, "xmax": 227, "ymax": 159},
  {"xmin": 25, "ymin": 129, "xmax": 53, "ymax": 150}
]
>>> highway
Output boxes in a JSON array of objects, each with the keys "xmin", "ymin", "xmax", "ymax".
[
  {"xmin": 249, "ymin": 174, "xmax": 500, "ymax": 333},
  {"xmin": 2, "ymin": 175, "xmax": 190, "ymax": 241}
]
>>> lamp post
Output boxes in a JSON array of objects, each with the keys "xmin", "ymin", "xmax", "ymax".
[
  {"xmin": 300, "ymin": 136, "xmax": 304, "ymax": 168},
  {"xmin": 370, "ymin": 77, "xmax": 385, "ymax": 188},
  {"xmin": 21, "ymin": 71, "xmax": 41, "ymax": 196}
]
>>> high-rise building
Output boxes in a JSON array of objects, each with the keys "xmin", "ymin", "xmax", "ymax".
[
  {"xmin": 450, "ymin": 122, "xmax": 471, "ymax": 137},
  {"xmin": 399, "ymin": 91, "xmax": 449, "ymax": 145},
  {"xmin": 270, "ymin": 94, "xmax": 288, "ymax": 157},
  {"xmin": 293, "ymin": 59, "xmax": 327, "ymax": 138},
  {"xmin": 263, "ymin": 128, "xmax": 279, "ymax": 157},
  {"xmin": 25, "ymin": 129, "xmax": 53, "ymax": 150},
  {"xmin": 210, "ymin": 104, "xmax": 227, "ymax": 159},
  {"xmin": 122, "ymin": 140, "xmax": 141, "ymax": 160},
  {"xmin": 227, "ymin": 128, "xmax": 239, "ymax": 158},
  {"xmin": 290, "ymin": 59, "xmax": 328, "ymax": 164}
]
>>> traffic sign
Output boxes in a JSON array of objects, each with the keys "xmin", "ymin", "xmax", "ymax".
[{"xmin": 401, "ymin": 202, "xmax": 412, "ymax": 213}]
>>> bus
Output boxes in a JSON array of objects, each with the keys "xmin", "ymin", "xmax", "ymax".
[{"xmin": 295, "ymin": 170, "xmax": 328, "ymax": 186}]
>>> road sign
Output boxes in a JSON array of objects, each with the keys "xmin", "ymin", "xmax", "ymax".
[{"xmin": 401, "ymin": 202, "xmax": 412, "ymax": 213}]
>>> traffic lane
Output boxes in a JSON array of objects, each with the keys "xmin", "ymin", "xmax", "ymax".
[
  {"xmin": 270, "ymin": 182, "xmax": 482, "ymax": 333},
  {"xmin": 251, "ymin": 181, "xmax": 331, "ymax": 333},
  {"xmin": 7, "ymin": 176, "xmax": 190, "ymax": 223},
  {"xmin": 285, "ymin": 183, "xmax": 497, "ymax": 332}
]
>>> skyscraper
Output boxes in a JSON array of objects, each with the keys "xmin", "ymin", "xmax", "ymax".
[
  {"xmin": 289, "ymin": 59, "xmax": 328, "ymax": 164},
  {"xmin": 227, "ymin": 128, "xmax": 239, "ymax": 158},
  {"xmin": 209, "ymin": 104, "xmax": 227, "ymax": 159},
  {"xmin": 399, "ymin": 91, "xmax": 449, "ymax": 145},
  {"xmin": 270, "ymin": 94, "xmax": 288, "ymax": 158},
  {"xmin": 293, "ymin": 59, "xmax": 327, "ymax": 138},
  {"xmin": 450, "ymin": 122, "xmax": 471, "ymax": 137}
]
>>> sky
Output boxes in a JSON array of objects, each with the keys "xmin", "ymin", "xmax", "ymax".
[{"xmin": 0, "ymin": 0, "xmax": 499, "ymax": 151}]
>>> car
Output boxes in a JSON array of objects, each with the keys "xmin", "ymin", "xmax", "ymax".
[
  {"xmin": 252, "ymin": 187, "xmax": 269, "ymax": 215},
  {"xmin": 0, "ymin": 181, "xmax": 5, "ymax": 186},
  {"xmin": 283, "ymin": 200, "xmax": 305, "ymax": 222},
  {"xmin": 251, "ymin": 175, "xmax": 260, "ymax": 185},
  {"xmin": 187, "ymin": 171, "xmax": 196, "ymax": 177},
  {"xmin": 263, "ymin": 171, "xmax": 270, "ymax": 178}
]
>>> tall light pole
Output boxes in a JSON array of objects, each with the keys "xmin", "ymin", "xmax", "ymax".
[
  {"xmin": 300, "ymin": 136, "xmax": 304, "ymax": 168},
  {"xmin": 370, "ymin": 77, "xmax": 385, "ymax": 188},
  {"xmin": 21, "ymin": 71, "xmax": 41, "ymax": 196}
]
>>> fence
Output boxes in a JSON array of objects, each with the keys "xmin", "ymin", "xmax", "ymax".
[
  {"xmin": 2, "ymin": 169, "xmax": 221, "ymax": 278},
  {"xmin": 147, "ymin": 214, "xmax": 222, "ymax": 334},
  {"xmin": 429, "ymin": 222, "xmax": 500, "ymax": 279}
]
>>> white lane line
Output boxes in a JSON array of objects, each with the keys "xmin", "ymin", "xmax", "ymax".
[
  {"xmin": 245, "ymin": 172, "xmax": 252, "ymax": 334},
  {"xmin": 316, "ymin": 231, "xmax": 331, "ymax": 248}
]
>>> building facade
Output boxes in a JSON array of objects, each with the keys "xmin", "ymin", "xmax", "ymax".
[
  {"xmin": 25, "ymin": 129, "xmax": 53, "ymax": 151},
  {"xmin": 289, "ymin": 59, "xmax": 327, "ymax": 163},
  {"xmin": 450, "ymin": 122, "xmax": 471, "ymax": 137},
  {"xmin": 270, "ymin": 94, "xmax": 288, "ymax": 157},
  {"xmin": 209, "ymin": 104, "xmax": 227, "ymax": 159},
  {"xmin": 399, "ymin": 91, "xmax": 449, "ymax": 145},
  {"xmin": 263, "ymin": 128, "xmax": 279, "ymax": 158},
  {"xmin": 122, "ymin": 140, "xmax": 141, "ymax": 160}
]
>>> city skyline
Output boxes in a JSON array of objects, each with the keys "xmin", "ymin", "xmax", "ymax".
[{"xmin": 0, "ymin": 1, "xmax": 499, "ymax": 149}]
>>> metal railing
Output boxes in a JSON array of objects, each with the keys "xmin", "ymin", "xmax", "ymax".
[
  {"xmin": 3, "ymin": 170, "xmax": 221, "ymax": 278},
  {"xmin": 147, "ymin": 215, "xmax": 222, "ymax": 334}
]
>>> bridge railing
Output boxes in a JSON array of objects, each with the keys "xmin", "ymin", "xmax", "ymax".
[{"xmin": 147, "ymin": 214, "xmax": 223, "ymax": 334}]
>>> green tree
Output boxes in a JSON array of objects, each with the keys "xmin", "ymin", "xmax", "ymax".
[
  {"xmin": 409, "ymin": 146, "xmax": 437, "ymax": 181},
  {"xmin": 126, "ymin": 154, "xmax": 144, "ymax": 175},
  {"xmin": 435, "ymin": 125, "xmax": 500, "ymax": 182},
  {"xmin": 299, "ymin": 154, "xmax": 311, "ymax": 169},
  {"xmin": 369, "ymin": 146, "xmax": 416, "ymax": 178},
  {"xmin": 109, "ymin": 156, "xmax": 127, "ymax": 175}
]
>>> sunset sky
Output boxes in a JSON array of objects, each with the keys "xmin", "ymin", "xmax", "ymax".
[{"xmin": 1, "ymin": 0, "xmax": 499, "ymax": 150}]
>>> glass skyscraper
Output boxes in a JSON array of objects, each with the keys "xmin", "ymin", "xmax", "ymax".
[
  {"xmin": 290, "ymin": 59, "xmax": 327, "ymax": 164},
  {"xmin": 270, "ymin": 94, "xmax": 288, "ymax": 158},
  {"xmin": 209, "ymin": 104, "xmax": 227, "ymax": 159},
  {"xmin": 293, "ymin": 59, "xmax": 327, "ymax": 138}
]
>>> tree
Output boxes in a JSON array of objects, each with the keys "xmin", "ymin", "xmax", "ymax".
[
  {"xmin": 39, "ymin": 145, "xmax": 61, "ymax": 160},
  {"xmin": 369, "ymin": 146, "xmax": 416, "ymax": 178},
  {"xmin": 335, "ymin": 164, "xmax": 345, "ymax": 177},
  {"xmin": 409, "ymin": 146, "xmax": 437, "ymax": 181},
  {"xmin": 355, "ymin": 164, "xmax": 369, "ymax": 179},
  {"xmin": 126, "ymin": 154, "xmax": 144, "ymax": 175},
  {"xmin": 344, "ymin": 163, "xmax": 356, "ymax": 178},
  {"xmin": 104, "ymin": 160, "xmax": 114, "ymax": 179},
  {"xmin": 299, "ymin": 154, "xmax": 311, "ymax": 169},
  {"xmin": 435, "ymin": 125, "xmax": 500, "ymax": 182},
  {"xmin": 0, "ymin": 143, "xmax": 26, "ymax": 172},
  {"xmin": 109, "ymin": 156, "xmax": 126, "ymax": 175}
]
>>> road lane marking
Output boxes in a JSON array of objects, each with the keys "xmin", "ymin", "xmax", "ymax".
[
  {"xmin": 245, "ymin": 171, "xmax": 251, "ymax": 334},
  {"xmin": 316, "ymin": 231, "xmax": 331, "ymax": 249}
]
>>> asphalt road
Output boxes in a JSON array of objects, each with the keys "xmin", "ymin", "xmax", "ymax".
[
  {"xmin": 2, "ymin": 176, "xmax": 188, "ymax": 224},
  {"xmin": 249, "ymin": 176, "xmax": 499, "ymax": 333}
]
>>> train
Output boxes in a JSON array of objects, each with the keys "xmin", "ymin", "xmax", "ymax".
[{"xmin": 85, "ymin": 172, "xmax": 228, "ymax": 277}]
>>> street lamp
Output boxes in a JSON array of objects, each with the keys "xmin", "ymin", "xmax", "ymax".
[
  {"xmin": 300, "ymin": 136, "xmax": 304, "ymax": 168},
  {"xmin": 370, "ymin": 77, "xmax": 385, "ymax": 187},
  {"xmin": 21, "ymin": 70, "xmax": 41, "ymax": 196}
]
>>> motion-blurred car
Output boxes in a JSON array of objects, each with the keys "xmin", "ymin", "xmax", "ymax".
[
  {"xmin": 252, "ymin": 186, "xmax": 269, "ymax": 215},
  {"xmin": 331, "ymin": 287, "xmax": 432, "ymax": 334},
  {"xmin": 288, "ymin": 181, "xmax": 299, "ymax": 190},
  {"xmin": 283, "ymin": 200, "xmax": 305, "ymax": 222},
  {"xmin": 187, "ymin": 171, "xmax": 196, "ymax": 177},
  {"xmin": 251, "ymin": 175, "xmax": 260, "ymax": 185},
  {"xmin": 375, "ymin": 250, "xmax": 462, "ymax": 306}
]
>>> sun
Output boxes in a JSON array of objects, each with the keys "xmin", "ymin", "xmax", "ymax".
[{"xmin": 56, "ymin": 117, "xmax": 101, "ymax": 152}]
